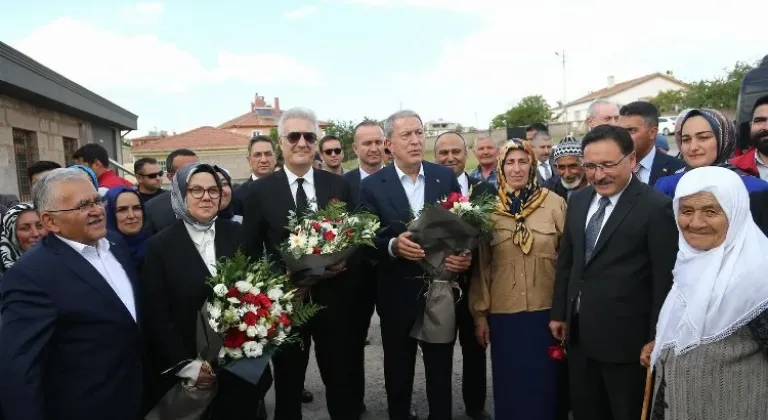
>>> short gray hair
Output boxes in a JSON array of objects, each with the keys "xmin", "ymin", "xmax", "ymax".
[
  {"xmin": 531, "ymin": 131, "xmax": 552, "ymax": 144},
  {"xmin": 32, "ymin": 168, "xmax": 93, "ymax": 212},
  {"xmin": 587, "ymin": 99, "xmax": 619, "ymax": 120},
  {"xmin": 278, "ymin": 107, "xmax": 320, "ymax": 136},
  {"xmin": 383, "ymin": 110, "xmax": 422, "ymax": 139}
]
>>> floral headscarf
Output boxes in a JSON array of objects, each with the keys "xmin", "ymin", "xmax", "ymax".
[
  {"xmin": 674, "ymin": 108, "xmax": 739, "ymax": 170},
  {"xmin": 495, "ymin": 139, "xmax": 549, "ymax": 254},
  {"xmin": 171, "ymin": 163, "xmax": 222, "ymax": 231},
  {"xmin": 1, "ymin": 203, "xmax": 35, "ymax": 270}
]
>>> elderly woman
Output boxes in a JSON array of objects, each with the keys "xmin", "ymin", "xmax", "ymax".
[
  {"xmin": 470, "ymin": 139, "xmax": 567, "ymax": 420},
  {"xmin": 0, "ymin": 203, "xmax": 46, "ymax": 272},
  {"xmin": 141, "ymin": 163, "xmax": 272, "ymax": 418},
  {"xmin": 648, "ymin": 166, "xmax": 768, "ymax": 420},
  {"xmin": 105, "ymin": 187, "xmax": 150, "ymax": 271},
  {"xmin": 654, "ymin": 108, "xmax": 768, "ymax": 197}
]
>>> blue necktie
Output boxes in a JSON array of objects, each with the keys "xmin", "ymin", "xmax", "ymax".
[{"xmin": 585, "ymin": 196, "xmax": 611, "ymax": 262}]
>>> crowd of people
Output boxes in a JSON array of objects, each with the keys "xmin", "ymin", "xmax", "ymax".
[{"xmin": 0, "ymin": 95, "xmax": 768, "ymax": 420}]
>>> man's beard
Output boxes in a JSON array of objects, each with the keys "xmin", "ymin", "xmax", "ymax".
[
  {"xmin": 752, "ymin": 130, "xmax": 768, "ymax": 155},
  {"xmin": 560, "ymin": 175, "xmax": 584, "ymax": 190}
]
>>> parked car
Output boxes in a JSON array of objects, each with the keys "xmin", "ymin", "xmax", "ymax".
[{"xmin": 658, "ymin": 116, "xmax": 676, "ymax": 136}]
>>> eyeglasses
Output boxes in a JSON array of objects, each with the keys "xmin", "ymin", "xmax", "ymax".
[
  {"xmin": 140, "ymin": 171, "xmax": 164, "ymax": 179},
  {"xmin": 115, "ymin": 205, "xmax": 143, "ymax": 215},
  {"xmin": 188, "ymin": 186, "xmax": 221, "ymax": 199},
  {"xmin": 283, "ymin": 132, "xmax": 317, "ymax": 144},
  {"xmin": 323, "ymin": 148, "xmax": 342, "ymax": 156},
  {"xmin": 582, "ymin": 153, "xmax": 631, "ymax": 173},
  {"xmin": 48, "ymin": 199, "xmax": 106, "ymax": 214}
]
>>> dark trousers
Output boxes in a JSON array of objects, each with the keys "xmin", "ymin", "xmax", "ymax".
[
  {"xmin": 352, "ymin": 267, "xmax": 377, "ymax": 406},
  {"xmin": 456, "ymin": 296, "xmax": 486, "ymax": 413},
  {"xmin": 568, "ymin": 316, "xmax": 646, "ymax": 420},
  {"xmin": 210, "ymin": 368, "xmax": 273, "ymax": 420},
  {"xmin": 273, "ymin": 301, "xmax": 361, "ymax": 420},
  {"xmin": 380, "ymin": 316, "xmax": 454, "ymax": 420}
]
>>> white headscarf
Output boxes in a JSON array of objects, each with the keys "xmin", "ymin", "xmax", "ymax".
[{"xmin": 651, "ymin": 166, "xmax": 768, "ymax": 367}]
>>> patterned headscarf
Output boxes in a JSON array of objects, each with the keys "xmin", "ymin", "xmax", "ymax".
[
  {"xmin": 495, "ymin": 139, "xmax": 550, "ymax": 254},
  {"xmin": 105, "ymin": 187, "xmax": 150, "ymax": 267},
  {"xmin": 674, "ymin": 108, "xmax": 738, "ymax": 170},
  {"xmin": 171, "ymin": 163, "xmax": 222, "ymax": 232},
  {"xmin": 1, "ymin": 203, "xmax": 35, "ymax": 270}
]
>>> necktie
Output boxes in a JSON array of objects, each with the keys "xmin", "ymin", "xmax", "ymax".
[
  {"xmin": 295, "ymin": 178, "xmax": 309, "ymax": 216},
  {"xmin": 585, "ymin": 196, "xmax": 611, "ymax": 262},
  {"xmin": 632, "ymin": 164, "xmax": 642, "ymax": 180},
  {"xmin": 543, "ymin": 163, "xmax": 552, "ymax": 180}
]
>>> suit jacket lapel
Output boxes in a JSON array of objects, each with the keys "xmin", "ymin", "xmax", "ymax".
[
  {"xmin": 382, "ymin": 165, "xmax": 411, "ymax": 220},
  {"xmin": 173, "ymin": 222, "xmax": 211, "ymax": 277},
  {"xmin": 589, "ymin": 179, "xmax": 642, "ymax": 263},
  {"xmin": 423, "ymin": 163, "xmax": 441, "ymax": 205},
  {"xmin": 272, "ymin": 170, "xmax": 296, "ymax": 212},
  {"xmin": 314, "ymin": 170, "xmax": 331, "ymax": 210},
  {"xmin": 214, "ymin": 219, "xmax": 237, "ymax": 258},
  {"xmin": 572, "ymin": 187, "xmax": 594, "ymax": 262}
]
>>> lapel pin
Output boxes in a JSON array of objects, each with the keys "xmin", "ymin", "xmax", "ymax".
[{"xmin": 436, "ymin": 178, "xmax": 440, "ymax": 183}]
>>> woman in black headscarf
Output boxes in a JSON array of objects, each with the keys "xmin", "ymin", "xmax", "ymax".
[{"xmin": 213, "ymin": 165, "xmax": 242, "ymax": 223}]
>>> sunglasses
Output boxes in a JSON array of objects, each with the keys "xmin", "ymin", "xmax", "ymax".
[
  {"xmin": 140, "ymin": 171, "xmax": 164, "ymax": 179},
  {"xmin": 284, "ymin": 132, "xmax": 317, "ymax": 144},
  {"xmin": 384, "ymin": 148, "xmax": 392, "ymax": 155},
  {"xmin": 323, "ymin": 148, "xmax": 342, "ymax": 156}
]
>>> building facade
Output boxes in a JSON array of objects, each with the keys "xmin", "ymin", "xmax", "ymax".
[
  {"xmin": 217, "ymin": 93, "xmax": 328, "ymax": 138},
  {"xmin": 0, "ymin": 41, "xmax": 137, "ymax": 200}
]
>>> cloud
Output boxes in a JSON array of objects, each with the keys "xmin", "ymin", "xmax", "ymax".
[
  {"xmin": 120, "ymin": 1, "xmax": 164, "ymax": 25},
  {"xmin": 283, "ymin": 6, "xmax": 318, "ymax": 20},
  {"xmin": 13, "ymin": 17, "xmax": 324, "ymax": 95}
]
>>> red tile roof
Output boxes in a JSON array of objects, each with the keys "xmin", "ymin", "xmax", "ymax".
[
  {"xmin": 132, "ymin": 126, "xmax": 250, "ymax": 152},
  {"xmin": 217, "ymin": 109, "xmax": 329, "ymax": 129},
  {"xmin": 563, "ymin": 72, "xmax": 687, "ymax": 107}
]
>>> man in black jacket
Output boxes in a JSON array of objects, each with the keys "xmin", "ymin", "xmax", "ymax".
[
  {"xmin": 549, "ymin": 125, "xmax": 678, "ymax": 420},
  {"xmin": 144, "ymin": 149, "xmax": 198, "ymax": 234}
]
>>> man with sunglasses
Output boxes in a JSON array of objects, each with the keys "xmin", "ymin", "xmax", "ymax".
[
  {"xmin": 134, "ymin": 157, "xmax": 167, "ymax": 204},
  {"xmin": 319, "ymin": 135, "xmax": 345, "ymax": 175}
]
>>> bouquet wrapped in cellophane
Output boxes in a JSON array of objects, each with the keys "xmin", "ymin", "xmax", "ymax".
[
  {"xmin": 279, "ymin": 199, "xmax": 380, "ymax": 287},
  {"xmin": 408, "ymin": 189, "xmax": 497, "ymax": 344},
  {"xmin": 146, "ymin": 253, "xmax": 322, "ymax": 420}
]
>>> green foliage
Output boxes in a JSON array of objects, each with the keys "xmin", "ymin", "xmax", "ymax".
[
  {"xmin": 491, "ymin": 95, "xmax": 553, "ymax": 129},
  {"xmin": 290, "ymin": 301, "xmax": 324, "ymax": 327},
  {"xmin": 651, "ymin": 62, "xmax": 755, "ymax": 113}
]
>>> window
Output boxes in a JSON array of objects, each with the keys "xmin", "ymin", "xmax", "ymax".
[
  {"xmin": 63, "ymin": 137, "xmax": 78, "ymax": 166},
  {"xmin": 252, "ymin": 130, "xmax": 262, "ymax": 137},
  {"xmin": 659, "ymin": 118, "xmax": 668, "ymax": 123},
  {"xmin": 13, "ymin": 128, "xmax": 39, "ymax": 201},
  {"xmin": 158, "ymin": 160, "xmax": 167, "ymax": 172}
]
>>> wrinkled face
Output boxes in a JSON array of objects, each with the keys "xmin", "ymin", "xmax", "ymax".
[
  {"xmin": 435, "ymin": 134, "xmax": 467, "ymax": 177},
  {"xmin": 41, "ymin": 179, "xmax": 106, "ymax": 246},
  {"xmin": 619, "ymin": 115, "xmax": 656, "ymax": 158},
  {"xmin": 532, "ymin": 138, "xmax": 553, "ymax": 162},
  {"xmin": 680, "ymin": 115, "xmax": 718, "ymax": 168},
  {"xmin": 353, "ymin": 125, "xmax": 385, "ymax": 168},
  {"xmin": 321, "ymin": 139, "xmax": 344, "ymax": 169},
  {"xmin": 386, "ymin": 116, "xmax": 424, "ymax": 167},
  {"xmin": 555, "ymin": 155, "xmax": 584, "ymax": 189},
  {"xmin": 169, "ymin": 155, "xmax": 199, "ymax": 182},
  {"xmin": 216, "ymin": 172, "xmax": 232, "ymax": 210},
  {"xmin": 248, "ymin": 141, "xmax": 276, "ymax": 177},
  {"xmin": 280, "ymin": 118, "xmax": 318, "ymax": 168},
  {"xmin": 474, "ymin": 138, "xmax": 498, "ymax": 168},
  {"xmin": 677, "ymin": 192, "xmax": 728, "ymax": 251},
  {"xmin": 751, "ymin": 104, "xmax": 768, "ymax": 155},
  {"xmin": 15, "ymin": 210, "xmax": 45, "ymax": 251},
  {"xmin": 114, "ymin": 192, "xmax": 144, "ymax": 235},
  {"xmin": 138, "ymin": 162, "xmax": 163, "ymax": 191},
  {"xmin": 186, "ymin": 172, "xmax": 220, "ymax": 223},
  {"xmin": 503, "ymin": 149, "xmax": 532, "ymax": 190},
  {"xmin": 587, "ymin": 103, "xmax": 620, "ymax": 129},
  {"xmin": 583, "ymin": 139, "xmax": 635, "ymax": 197}
]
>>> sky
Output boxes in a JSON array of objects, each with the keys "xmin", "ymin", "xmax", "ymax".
[{"xmin": 2, "ymin": 0, "xmax": 767, "ymax": 137}]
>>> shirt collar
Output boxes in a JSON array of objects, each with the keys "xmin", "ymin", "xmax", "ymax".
[
  {"xmin": 57, "ymin": 235, "xmax": 110, "ymax": 255},
  {"xmin": 394, "ymin": 162, "xmax": 425, "ymax": 181},
  {"xmin": 184, "ymin": 221, "xmax": 215, "ymax": 246},
  {"xmin": 284, "ymin": 166, "xmax": 315, "ymax": 186},
  {"xmin": 638, "ymin": 146, "xmax": 656, "ymax": 171},
  {"xmin": 458, "ymin": 172, "xmax": 468, "ymax": 185},
  {"xmin": 251, "ymin": 174, "xmax": 259, "ymax": 181},
  {"xmin": 598, "ymin": 177, "xmax": 631, "ymax": 207},
  {"xmin": 755, "ymin": 152, "xmax": 768, "ymax": 168},
  {"xmin": 474, "ymin": 165, "xmax": 496, "ymax": 174}
]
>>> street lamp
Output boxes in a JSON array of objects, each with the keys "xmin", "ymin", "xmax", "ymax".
[{"xmin": 555, "ymin": 50, "xmax": 568, "ymax": 131}]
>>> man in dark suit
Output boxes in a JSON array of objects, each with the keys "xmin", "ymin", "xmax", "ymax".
[
  {"xmin": 232, "ymin": 134, "xmax": 277, "ymax": 215},
  {"xmin": 242, "ymin": 107, "xmax": 359, "ymax": 420},
  {"xmin": 0, "ymin": 168, "xmax": 143, "ymax": 420},
  {"xmin": 144, "ymin": 148, "xmax": 198, "ymax": 234},
  {"xmin": 343, "ymin": 119, "xmax": 387, "ymax": 414},
  {"xmin": 549, "ymin": 125, "xmax": 678, "ymax": 420},
  {"xmin": 359, "ymin": 110, "xmax": 472, "ymax": 420},
  {"xmin": 618, "ymin": 101, "xmax": 684, "ymax": 186},
  {"xmin": 433, "ymin": 131, "xmax": 494, "ymax": 420}
]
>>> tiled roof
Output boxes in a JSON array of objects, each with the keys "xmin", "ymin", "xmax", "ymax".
[
  {"xmin": 217, "ymin": 109, "xmax": 330, "ymax": 129},
  {"xmin": 563, "ymin": 72, "xmax": 687, "ymax": 107},
  {"xmin": 132, "ymin": 126, "xmax": 250, "ymax": 152}
]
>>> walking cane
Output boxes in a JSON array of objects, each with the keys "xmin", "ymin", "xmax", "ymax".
[{"xmin": 640, "ymin": 366, "xmax": 653, "ymax": 420}]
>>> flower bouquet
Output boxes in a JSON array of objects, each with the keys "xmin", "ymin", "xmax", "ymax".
[
  {"xmin": 408, "ymin": 189, "xmax": 497, "ymax": 344},
  {"xmin": 146, "ymin": 253, "xmax": 321, "ymax": 420},
  {"xmin": 279, "ymin": 199, "xmax": 380, "ymax": 287}
]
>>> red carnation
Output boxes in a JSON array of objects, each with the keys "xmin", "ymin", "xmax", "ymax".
[
  {"xmin": 267, "ymin": 325, "xmax": 277, "ymax": 338},
  {"xmin": 242, "ymin": 311, "xmax": 259, "ymax": 326},
  {"xmin": 322, "ymin": 218, "xmax": 330, "ymax": 223},
  {"xmin": 240, "ymin": 293, "xmax": 259, "ymax": 306},
  {"xmin": 311, "ymin": 222, "xmax": 321, "ymax": 231},
  {"xmin": 323, "ymin": 230, "xmax": 336, "ymax": 241},
  {"xmin": 330, "ymin": 198, "xmax": 339, "ymax": 203},
  {"xmin": 312, "ymin": 246, "xmax": 322, "ymax": 255},
  {"xmin": 279, "ymin": 313, "xmax": 291, "ymax": 327},
  {"xmin": 256, "ymin": 293, "xmax": 272, "ymax": 308},
  {"xmin": 345, "ymin": 229, "xmax": 354, "ymax": 238},
  {"xmin": 548, "ymin": 344, "xmax": 566, "ymax": 361},
  {"xmin": 226, "ymin": 287, "xmax": 240, "ymax": 298},
  {"xmin": 257, "ymin": 307, "xmax": 271, "ymax": 319},
  {"xmin": 440, "ymin": 200, "xmax": 454, "ymax": 210},
  {"xmin": 447, "ymin": 192, "xmax": 462, "ymax": 203},
  {"xmin": 223, "ymin": 329, "xmax": 247, "ymax": 349}
]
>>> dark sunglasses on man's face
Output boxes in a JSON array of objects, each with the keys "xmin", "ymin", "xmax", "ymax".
[
  {"xmin": 284, "ymin": 132, "xmax": 317, "ymax": 144},
  {"xmin": 323, "ymin": 148, "xmax": 342, "ymax": 156},
  {"xmin": 384, "ymin": 148, "xmax": 392, "ymax": 155},
  {"xmin": 141, "ymin": 171, "xmax": 164, "ymax": 179}
]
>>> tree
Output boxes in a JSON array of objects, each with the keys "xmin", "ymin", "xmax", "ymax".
[
  {"xmin": 490, "ymin": 95, "xmax": 553, "ymax": 129},
  {"xmin": 323, "ymin": 120, "xmax": 357, "ymax": 161},
  {"xmin": 651, "ymin": 61, "xmax": 755, "ymax": 113}
]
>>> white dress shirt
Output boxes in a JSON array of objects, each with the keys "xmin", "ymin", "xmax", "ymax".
[
  {"xmin": 635, "ymin": 147, "xmax": 656, "ymax": 184},
  {"xmin": 251, "ymin": 174, "xmax": 259, "ymax": 181},
  {"xmin": 755, "ymin": 152, "xmax": 768, "ymax": 181},
  {"xmin": 185, "ymin": 222, "xmax": 217, "ymax": 276},
  {"xmin": 359, "ymin": 165, "xmax": 383, "ymax": 181},
  {"xmin": 457, "ymin": 172, "xmax": 469, "ymax": 196},
  {"xmin": 284, "ymin": 166, "xmax": 318, "ymax": 211},
  {"xmin": 57, "ymin": 235, "xmax": 137, "ymax": 321},
  {"xmin": 388, "ymin": 163, "xmax": 426, "ymax": 257}
]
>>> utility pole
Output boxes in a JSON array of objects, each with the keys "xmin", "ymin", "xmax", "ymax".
[{"xmin": 555, "ymin": 50, "xmax": 567, "ymax": 126}]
